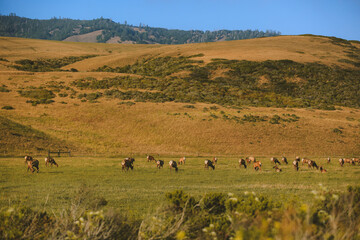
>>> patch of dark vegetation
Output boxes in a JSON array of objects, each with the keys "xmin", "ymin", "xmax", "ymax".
[
  {"xmin": 85, "ymin": 57, "xmax": 360, "ymax": 109},
  {"xmin": 0, "ymin": 85, "xmax": 10, "ymax": 92},
  {"xmin": 333, "ymin": 128, "xmax": 343, "ymax": 134},
  {"xmin": 77, "ymin": 92, "xmax": 103, "ymax": 102},
  {"xmin": 94, "ymin": 56, "xmax": 203, "ymax": 77},
  {"xmin": 241, "ymin": 114, "xmax": 268, "ymax": 123},
  {"xmin": 18, "ymin": 87, "xmax": 56, "ymax": 106},
  {"xmin": 183, "ymin": 104, "xmax": 195, "ymax": 109},
  {"xmin": 118, "ymin": 101, "xmax": 136, "ymax": 106},
  {"xmin": 2, "ymin": 105, "xmax": 14, "ymax": 110},
  {"xmin": 338, "ymin": 58, "xmax": 360, "ymax": 67},
  {"xmin": 0, "ymin": 57, "xmax": 9, "ymax": 62},
  {"xmin": 104, "ymin": 89, "xmax": 173, "ymax": 103},
  {"xmin": 12, "ymin": 55, "xmax": 97, "ymax": 72}
]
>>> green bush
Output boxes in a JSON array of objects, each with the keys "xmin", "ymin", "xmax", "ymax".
[
  {"xmin": 2, "ymin": 106, "xmax": 14, "ymax": 110},
  {"xmin": 18, "ymin": 88, "xmax": 55, "ymax": 100},
  {"xmin": 1, "ymin": 186, "xmax": 359, "ymax": 239},
  {"xmin": 18, "ymin": 87, "xmax": 56, "ymax": 105},
  {"xmin": 333, "ymin": 128, "xmax": 343, "ymax": 134},
  {"xmin": 0, "ymin": 85, "xmax": 10, "ymax": 92},
  {"xmin": 13, "ymin": 55, "xmax": 97, "ymax": 72},
  {"xmin": 87, "ymin": 57, "xmax": 360, "ymax": 109}
]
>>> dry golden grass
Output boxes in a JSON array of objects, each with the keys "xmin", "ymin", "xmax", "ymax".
[
  {"xmin": 0, "ymin": 35, "xmax": 357, "ymax": 70},
  {"xmin": 0, "ymin": 36, "xmax": 359, "ymax": 157}
]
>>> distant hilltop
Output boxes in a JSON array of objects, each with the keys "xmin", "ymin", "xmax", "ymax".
[{"xmin": 0, "ymin": 14, "xmax": 281, "ymax": 44}]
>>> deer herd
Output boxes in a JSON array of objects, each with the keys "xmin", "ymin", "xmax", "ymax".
[{"xmin": 24, "ymin": 154, "xmax": 359, "ymax": 173}]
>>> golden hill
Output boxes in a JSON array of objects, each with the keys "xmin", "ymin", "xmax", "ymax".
[{"xmin": 0, "ymin": 36, "xmax": 359, "ymax": 157}]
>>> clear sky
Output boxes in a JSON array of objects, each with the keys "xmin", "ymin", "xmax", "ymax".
[{"xmin": 1, "ymin": 0, "xmax": 360, "ymax": 40}]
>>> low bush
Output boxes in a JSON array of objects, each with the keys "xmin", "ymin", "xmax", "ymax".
[
  {"xmin": 0, "ymin": 85, "xmax": 10, "ymax": 92},
  {"xmin": 1, "ymin": 106, "xmax": 14, "ymax": 110},
  {"xmin": 13, "ymin": 55, "xmax": 97, "ymax": 72}
]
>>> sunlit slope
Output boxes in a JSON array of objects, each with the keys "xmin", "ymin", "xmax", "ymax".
[{"xmin": 0, "ymin": 36, "xmax": 359, "ymax": 156}]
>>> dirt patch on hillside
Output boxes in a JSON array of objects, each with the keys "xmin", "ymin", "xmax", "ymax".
[
  {"xmin": 63, "ymin": 30, "xmax": 103, "ymax": 43},
  {"xmin": 106, "ymin": 36, "xmax": 121, "ymax": 44}
]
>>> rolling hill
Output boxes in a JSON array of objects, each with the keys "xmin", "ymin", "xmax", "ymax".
[{"xmin": 0, "ymin": 35, "xmax": 359, "ymax": 157}]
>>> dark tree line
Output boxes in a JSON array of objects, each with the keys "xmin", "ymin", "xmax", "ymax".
[{"xmin": 0, "ymin": 15, "xmax": 281, "ymax": 44}]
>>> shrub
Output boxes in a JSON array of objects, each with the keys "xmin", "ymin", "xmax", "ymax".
[
  {"xmin": 0, "ymin": 85, "xmax": 10, "ymax": 92},
  {"xmin": 18, "ymin": 88, "xmax": 55, "ymax": 100},
  {"xmin": 183, "ymin": 104, "xmax": 195, "ymax": 109},
  {"xmin": 2, "ymin": 106, "xmax": 14, "ymax": 110},
  {"xmin": 333, "ymin": 128, "xmax": 343, "ymax": 134},
  {"xmin": 202, "ymin": 193, "xmax": 227, "ymax": 214},
  {"xmin": 269, "ymin": 115, "xmax": 281, "ymax": 124},
  {"xmin": 13, "ymin": 55, "xmax": 98, "ymax": 72}
]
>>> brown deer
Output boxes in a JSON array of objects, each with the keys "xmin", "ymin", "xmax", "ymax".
[
  {"xmin": 179, "ymin": 157, "xmax": 186, "ymax": 165},
  {"xmin": 45, "ymin": 157, "xmax": 58, "ymax": 167},
  {"xmin": 147, "ymin": 155, "xmax": 155, "ymax": 162},
  {"xmin": 122, "ymin": 158, "xmax": 135, "ymax": 171},
  {"xmin": 239, "ymin": 158, "xmax": 247, "ymax": 169},
  {"xmin": 204, "ymin": 160, "xmax": 215, "ymax": 170},
  {"xmin": 169, "ymin": 160, "xmax": 178, "ymax": 172},
  {"xmin": 293, "ymin": 160, "xmax": 299, "ymax": 171},
  {"xmin": 271, "ymin": 157, "xmax": 281, "ymax": 165},
  {"xmin": 25, "ymin": 156, "xmax": 39, "ymax": 173},
  {"xmin": 273, "ymin": 165, "xmax": 282, "ymax": 172},
  {"xmin": 253, "ymin": 161, "xmax": 262, "ymax": 171},
  {"xmin": 156, "ymin": 160, "xmax": 164, "ymax": 169},
  {"xmin": 246, "ymin": 156, "xmax": 255, "ymax": 164}
]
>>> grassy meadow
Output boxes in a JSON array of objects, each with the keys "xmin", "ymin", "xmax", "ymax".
[{"xmin": 1, "ymin": 155, "xmax": 359, "ymax": 216}]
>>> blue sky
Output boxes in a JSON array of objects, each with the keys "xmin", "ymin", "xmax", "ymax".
[{"xmin": 1, "ymin": 0, "xmax": 360, "ymax": 40}]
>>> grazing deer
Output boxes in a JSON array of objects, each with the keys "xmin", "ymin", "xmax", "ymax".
[
  {"xmin": 352, "ymin": 158, "xmax": 360, "ymax": 165},
  {"xmin": 282, "ymin": 157, "xmax": 288, "ymax": 164},
  {"xmin": 212, "ymin": 157, "xmax": 218, "ymax": 165},
  {"xmin": 319, "ymin": 166, "xmax": 327, "ymax": 173},
  {"xmin": 156, "ymin": 160, "xmax": 164, "ymax": 169},
  {"xmin": 273, "ymin": 165, "xmax": 282, "ymax": 172},
  {"xmin": 293, "ymin": 160, "xmax": 299, "ymax": 171},
  {"xmin": 246, "ymin": 156, "xmax": 255, "ymax": 164},
  {"xmin": 301, "ymin": 158, "xmax": 311, "ymax": 165},
  {"xmin": 179, "ymin": 157, "xmax": 186, "ymax": 165},
  {"xmin": 344, "ymin": 158, "xmax": 355, "ymax": 165},
  {"xmin": 204, "ymin": 160, "xmax": 215, "ymax": 170},
  {"xmin": 327, "ymin": 157, "xmax": 331, "ymax": 164},
  {"xmin": 122, "ymin": 158, "xmax": 135, "ymax": 171},
  {"xmin": 339, "ymin": 158, "xmax": 345, "ymax": 167},
  {"xmin": 45, "ymin": 157, "xmax": 58, "ymax": 167},
  {"xmin": 169, "ymin": 160, "xmax": 178, "ymax": 172},
  {"xmin": 25, "ymin": 156, "xmax": 39, "ymax": 173},
  {"xmin": 307, "ymin": 160, "xmax": 319, "ymax": 169},
  {"xmin": 239, "ymin": 158, "xmax": 247, "ymax": 169},
  {"xmin": 147, "ymin": 155, "xmax": 155, "ymax": 162},
  {"xmin": 271, "ymin": 157, "xmax": 281, "ymax": 165},
  {"xmin": 253, "ymin": 161, "xmax": 262, "ymax": 171}
]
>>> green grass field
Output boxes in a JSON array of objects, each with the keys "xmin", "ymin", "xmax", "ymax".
[{"xmin": 1, "ymin": 156, "xmax": 359, "ymax": 217}]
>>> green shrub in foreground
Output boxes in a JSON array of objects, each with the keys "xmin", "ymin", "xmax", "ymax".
[{"xmin": 1, "ymin": 186, "xmax": 359, "ymax": 239}]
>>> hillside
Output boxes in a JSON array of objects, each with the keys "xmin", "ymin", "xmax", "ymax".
[
  {"xmin": 0, "ymin": 15, "xmax": 280, "ymax": 44},
  {"xmin": 0, "ymin": 36, "xmax": 359, "ymax": 156}
]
